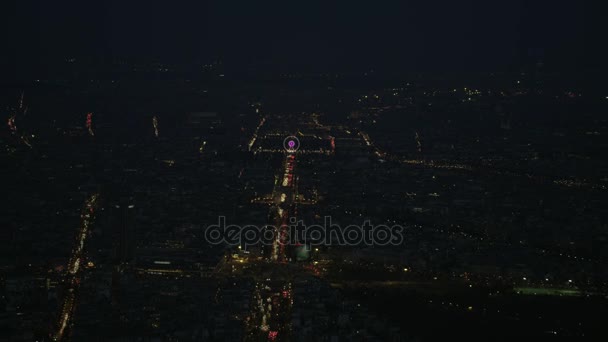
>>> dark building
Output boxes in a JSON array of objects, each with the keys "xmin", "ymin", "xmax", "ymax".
[{"xmin": 112, "ymin": 201, "xmax": 136, "ymax": 268}]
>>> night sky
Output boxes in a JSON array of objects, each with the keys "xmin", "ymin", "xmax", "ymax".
[{"xmin": 2, "ymin": 0, "xmax": 607, "ymax": 75}]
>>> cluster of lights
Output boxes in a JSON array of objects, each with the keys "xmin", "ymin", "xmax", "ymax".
[
  {"xmin": 7, "ymin": 115, "xmax": 16, "ymax": 133},
  {"xmin": 152, "ymin": 115, "xmax": 159, "ymax": 138},
  {"xmin": 248, "ymin": 117, "xmax": 266, "ymax": 151},
  {"xmin": 85, "ymin": 112, "xmax": 94, "ymax": 136}
]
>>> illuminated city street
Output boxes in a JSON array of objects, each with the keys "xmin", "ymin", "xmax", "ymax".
[{"xmin": 52, "ymin": 194, "xmax": 99, "ymax": 341}]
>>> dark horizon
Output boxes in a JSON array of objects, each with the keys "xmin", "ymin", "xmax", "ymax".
[{"xmin": 3, "ymin": 0, "xmax": 608, "ymax": 77}]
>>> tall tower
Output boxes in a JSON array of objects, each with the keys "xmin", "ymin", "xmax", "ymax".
[{"xmin": 112, "ymin": 201, "xmax": 135, "ymax": 268}]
